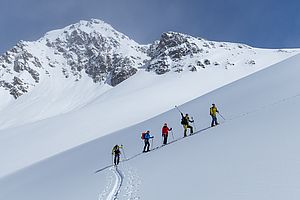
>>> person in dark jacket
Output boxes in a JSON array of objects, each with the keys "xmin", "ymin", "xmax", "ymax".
[
  {"xmin": 141, "ymin": 130, "xmax": 154, "ymax": 152},
  {"xmin": 162, "ymin": 123, "xmax": 172, "ymax": 145},
  {"xmin": 181, "ymin": 113, "xmax": 194, "ymax": 137},
  {"xmin": 112, "ymin": 144, "xmax": 122, "ymax": 165}
]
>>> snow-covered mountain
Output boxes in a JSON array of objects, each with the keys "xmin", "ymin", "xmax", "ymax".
[
  {"xmin": 0, "ymin": 19, "xmax": 148, "ymax": 99},
  {"xmin": 0, "ymin": 19, "xmax": 298, "ymax": 131},
  {"xmin": 0, "ymin": 19, "xmax": 297, "ymax": 100},
  {"xmin": 0, "ymin": 18, "xmax": 300, "ymax": 200}
]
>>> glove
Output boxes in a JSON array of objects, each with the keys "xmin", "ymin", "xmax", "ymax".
[{"xmin": 170, "ymin": 128, "xmax": 172, "ymax": 131}]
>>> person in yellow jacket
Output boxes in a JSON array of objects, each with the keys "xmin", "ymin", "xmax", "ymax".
[{"xmin": 210, "ymin": 104, "xmax": 219, "ymax": 127}]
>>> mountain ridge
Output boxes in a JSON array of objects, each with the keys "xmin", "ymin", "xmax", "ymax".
[{"xmin": 1, "ymin": 18, "xmax": 298, "ymax": 99}]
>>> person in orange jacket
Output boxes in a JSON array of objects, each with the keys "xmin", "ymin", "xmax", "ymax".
[{"xmin": 162, "ymin": 123, "xmax": 172, "ymax": 145}]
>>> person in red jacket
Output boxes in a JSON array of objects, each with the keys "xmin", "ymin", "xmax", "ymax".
[{"xmin": 162, "ymin": 123, "xmax": 172, "ymax": 145}]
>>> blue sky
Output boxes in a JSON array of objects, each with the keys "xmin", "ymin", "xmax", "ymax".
[{"xmin": 1, "ymin": 0, "xmax": 300, "ymax": 53}]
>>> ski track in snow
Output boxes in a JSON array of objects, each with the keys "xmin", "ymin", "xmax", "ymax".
[
  {"xmin": 98, "ymin": 163, "xmax": 141, "ymax": 200},
  {"xmin": 95, "ymin": 126, "xmax": 213, "ymax": 175},
  {"xmin": 100, "ymin": 166, "xmax": 123, "ymax": 200},
  {"xmin": 99, "ymin": 171, "xmax": 114, "ymax": 200}
]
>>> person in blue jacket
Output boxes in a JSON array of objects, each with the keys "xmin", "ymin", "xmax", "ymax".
[{"xmin": 141, "ymin": 130, "xmax": 154, "ymax": 152}]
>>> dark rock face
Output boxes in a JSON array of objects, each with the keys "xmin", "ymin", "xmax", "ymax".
[
  {"xmin": 204, "ymin": 59, "xmax": 211, "ymax": 65},
  {"xmin": 0, "ymin": 77, "xmax": 29, "ymax": 99},
  {"xmin": 110, "ymin": 67, "xmax": 137, "ymax": 86},
  {"xmin": 147, "ymin": 32, "xmax": 201, "ymax": 73},
  {"xmin": 48, "ymin": 29, "xmax": 139, "ymax": 85},
  {"xmin": 0, "ymin": 42, "xmax": 41, "ymax": 98}
]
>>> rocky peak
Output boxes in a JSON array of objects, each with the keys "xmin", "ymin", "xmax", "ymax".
[
  {"xmin": 145, "ymin": 31, "xmax": 262, "ymax": 75},
  {"xmin": 0, "ymin": 19, "xmax": 148, "ymax": 98},
  {"xmin": 149, "ymin": 32, "xmax": 200, "ymax": 57},
  {"xmin": 147, "ymin": 32, "xmax": 201, "ymax": 74}
]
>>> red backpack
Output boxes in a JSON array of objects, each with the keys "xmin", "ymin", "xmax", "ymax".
[{"xmin": 141, "ymin": 132, "xmax": 146, "ymax": 140}]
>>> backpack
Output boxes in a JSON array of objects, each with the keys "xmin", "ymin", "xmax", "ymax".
[
  {"xmin": 113, "ymin": 145, "xmax": 120, "ymax": 155},
  {"xmin": 114, "ymin": 148, "xmax": 121, "ymax": 155},
  {"xmin": 141, "ymin": 132, "xmax": 146, "ymax": 140},
  {"xmin": 181, "ymin": 116, "xmax": 187, "ymax": 125}
]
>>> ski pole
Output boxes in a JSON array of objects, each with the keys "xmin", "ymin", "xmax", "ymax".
[
  {"xmin": 121, "ymin": 145, "xmax": 127, "ymax": 160},
  {"xmin": 191, "ymin": 117, "xmax": 197, "ymax": 132},
  {"xmin": 151, "ymin": 138, "xmax": 154, "ymax": 150},
  {"xmin": 218, "ymin": 112, "xmax": 225, "ymax": 120},
  {"xmin": 175, "ymin": 105, "xmax": 183, "ymax": 114},
  {"xmin": 171, "ymin": 129, "xmax": 175, "ymax": 141}
]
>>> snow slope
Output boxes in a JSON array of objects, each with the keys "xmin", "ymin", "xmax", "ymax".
[
  {"xmin": 1, "ymin": 52, "xmax": 300, "ymax": 199},
  {"xmin": 0, "ymin": 48, "xmax": 298, "ymax": 178}
]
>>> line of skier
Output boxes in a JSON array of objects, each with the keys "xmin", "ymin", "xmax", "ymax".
[{"xmin": 112, "ymin": 103, "xmax": 222, "ymax": 166}]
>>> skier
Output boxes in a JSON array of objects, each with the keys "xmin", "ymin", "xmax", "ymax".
[
  {"xmin": 180, "ymin": 113, "xmax": 194, "ymax": 137},
  {"xmin": 112, "ymin": 144, "xmax": 122, "ymax": 166},
  {"xmin": 141, "ymin": 130, "xmax": 154, "ymax": 152},
  {"xmin": 210, "ymin": 103, "xmax": 219, "ymax": 127},
  {"xmin": 162, "ymin": 123, "xmax": 172, "ymax": 145}
]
